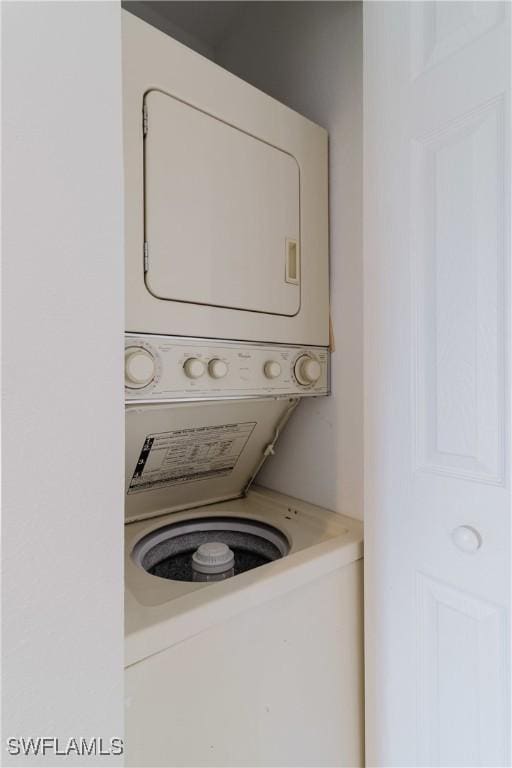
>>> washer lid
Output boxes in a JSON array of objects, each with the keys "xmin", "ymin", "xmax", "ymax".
[{"xmin": 125, "ymin": 397, "xmax": 299, "ymax": 522}]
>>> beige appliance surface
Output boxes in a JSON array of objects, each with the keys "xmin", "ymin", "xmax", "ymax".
[{"xmin": 123, "ymin": 10, "xmax": 329, "ymax": 345}]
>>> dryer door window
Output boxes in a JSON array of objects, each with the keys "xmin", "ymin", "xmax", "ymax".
[{"xmin": 143, "ymin": 90, "xmax": 301, "ymax": 317}]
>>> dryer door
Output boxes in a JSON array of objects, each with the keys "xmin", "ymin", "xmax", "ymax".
[{"xmin": 144, "ymin": 89, "xmax": 301, "ymax": 317}]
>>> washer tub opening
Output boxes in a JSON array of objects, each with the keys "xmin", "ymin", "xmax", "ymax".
[{"xmin": 132, "ymin": 516, "xmax": 291, "ymax": 583}]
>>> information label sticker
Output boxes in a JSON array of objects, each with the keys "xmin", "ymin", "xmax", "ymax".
[{"xmin": 128, "ymin": 421, "xmax": 256, "ymax": 494}]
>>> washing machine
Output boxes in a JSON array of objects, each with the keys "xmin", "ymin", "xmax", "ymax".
[
  {"xmin": 125, "ymin": 487, "xmax": 363, "ymax": 767},
  {"xmin": 124, "ymin": 336, "xmax": 364, "ymax": 767},
  {"xmin": 122, "ymin": 10, "xmax": 329, "ymax": 346}
]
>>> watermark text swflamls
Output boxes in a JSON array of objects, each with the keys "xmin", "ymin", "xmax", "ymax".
[{"xmin": 6, "ymin": 737, "xmax": 124, "ymax": 757}]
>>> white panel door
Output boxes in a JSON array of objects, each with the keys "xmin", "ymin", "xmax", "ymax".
[{"xmin": 364, "ymin": 3, "xmax": 511, "ymax": 766}]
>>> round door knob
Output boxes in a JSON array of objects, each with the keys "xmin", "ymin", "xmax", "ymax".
[
  {"xmin": 125, "ymin": 347, "xmax": 156, "ymax": 388},
  {"xmin": 452, "ymin": 525, "xmax": 482, "ymax": 554},
  {"xmin": 208, "ymin": 359, "xmax": 228, "ymax": 379},
  {"xmin": 264, "ymin": 360, "xmax": 282, "ymax": 379},
  {"xmin": 183, "ymin": 357, "xmax": 206, "ymax": 379},
  {"xmin": 294, "ymin": 355, "xmax": 321, "ymax": 386}
]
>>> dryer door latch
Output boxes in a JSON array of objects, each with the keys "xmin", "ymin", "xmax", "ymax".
[
  {"xmin": 143, "ymin": 241, "xmax": 149, "ymax": 273},
  {"xmin": 143, "ymin": 102, "xmax": 148, "ymax": 137}
]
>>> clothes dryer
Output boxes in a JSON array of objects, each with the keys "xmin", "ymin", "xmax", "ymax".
[{"xmin": 123, "ymin": 10, "xmax": 329, "ymax": 347}]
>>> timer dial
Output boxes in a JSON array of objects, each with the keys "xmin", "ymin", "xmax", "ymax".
[
  {"xmin": 125, "ymin": 347, "xmax": 156, "ymax": 388},
  {"xmin": 294, "ymin": 355, "xmax": 321, "ymax": 386},
  {"xmin": 183, "ymin": 357, "xmax": 206, "ymax": 379}
]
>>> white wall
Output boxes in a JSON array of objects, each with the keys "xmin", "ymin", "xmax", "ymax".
[
  {"xmin": 2, "ymin": 2, "xmax": 124, "ymax": 763},
  {"xmin": 122, "ymin": 1, "xmax": 216, "ymax": 60},
  {"xmin": 217, "ymin": 2, "xmax": 364, "ymax": 519}
]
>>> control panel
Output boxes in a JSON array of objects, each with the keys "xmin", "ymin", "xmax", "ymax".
[{"xmin": 125, "ymin": 334, "xmax": 329, "ymax": 401}]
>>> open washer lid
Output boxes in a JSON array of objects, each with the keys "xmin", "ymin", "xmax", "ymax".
[{"xmin": 125, "ymin": 397, "xmax": 299, "ymax": 523}]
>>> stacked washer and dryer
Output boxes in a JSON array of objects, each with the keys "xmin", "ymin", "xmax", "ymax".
[{"xmin": 122, "ymin": 11, "xmax": 363, "ymax": 768}]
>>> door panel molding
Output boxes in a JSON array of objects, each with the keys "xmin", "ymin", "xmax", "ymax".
[
  {"xmin": 411, "ymin": 95, "xmax": 507, "ymax": 485},
  {"xmin": 416, "ymin": 572, "xmax": 508, "ymax": 766},
  {"xmin": 410, "ymin": 2, "xmax": 505, "ymax": 80}
]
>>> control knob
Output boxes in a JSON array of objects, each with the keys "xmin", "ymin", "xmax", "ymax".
[
  {"xmin": 294, "ymin": 354, "xmax": 321, "ymax": 386},
  {"xmin": 208, "ymin": 359, "xmax": 229, "ymax": 379},
  {"xmin": 183, "ymin": 357, "xmax": 206, "ymax": 379},
  {"xmin": 125, "ymin": 347, "xmax": 156, "ymax": 388},
  {"xmin": 264, "ymin": 360, "xmax": 282, "ymax": 379}
]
